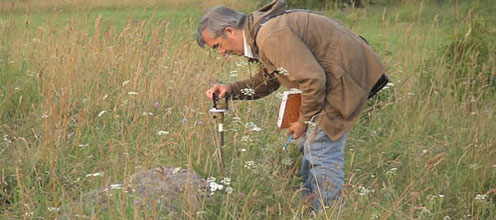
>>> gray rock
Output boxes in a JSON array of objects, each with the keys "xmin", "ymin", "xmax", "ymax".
[{"xmin": 61, "ymin": 166, "xmax": 210, "ymax": 218}]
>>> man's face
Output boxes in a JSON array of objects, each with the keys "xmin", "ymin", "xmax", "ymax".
[{"xmin": 202, "ymin": 27, "xmax": 244, "ymax": 56}]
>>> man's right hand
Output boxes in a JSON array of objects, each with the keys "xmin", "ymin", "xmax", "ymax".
[{"xmin": 206, "ymin": 84, "xmax": 233, "ymax": 99}]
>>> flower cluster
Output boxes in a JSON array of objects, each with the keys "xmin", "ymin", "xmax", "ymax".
[
  {"xmin": 207, "ymin": 177, "xmax": 233, "ymax": 195},
  {"xmin": 474, "ymin": 194, "xmax": 488, "ymax": 200},
  {"xmin": 244, "ymin": 161, "xmax": 257, "ymax": 169},
  {"xmin": 240, "ymin": 88, "xmax": 255, "ymax": 96},
  {"xmin": 276, "ymin": 67, "xmax": 289, "ymax": 75},
  {"xmin": 244, "ymin": 122, "xmax": 262, "ymax": 132},
  {"xmin": 358, "ymin": 185, "xmax": 375, "ymax": 196},
  {"xmin": 86, "ymin": 172, "xmax": 104, "ymax": 177}
]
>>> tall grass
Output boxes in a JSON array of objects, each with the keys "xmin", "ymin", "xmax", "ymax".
[{"xmin": 1, "ymin": 0, "xmax": 495, "ymax": 219}]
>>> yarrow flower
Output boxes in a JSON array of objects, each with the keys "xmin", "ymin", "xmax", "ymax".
[
  {"xmin": 241, "ymin": 135, "xmax": 253, "ymax": 142},
  {"xmin": 386, "ymin": 167, "xmax": 397, "ymax": 175},
  {"xmin": 276, "ymin": 67, "xmax": 289, "ymax": 75},
  {"xmin": 98, "ymin": 111, "xmax": 107, "ymax": 117},
  {"xmin": 156, "ymin": 130, "xmax": 169, "ymax": 136},
  {"xmin": 358, "ymin": 186, "xmax": 375, "ymax": 196},
  {"xmin": 225, "ymin": 187, "xmax": 233, "ymax": 194},
  {"xmin": 47, "ymin": 207, "xmax": 60, "ymax": 212},
  {"xmin": 220, "ymin": 178, "xmax": 231, "ymax": 185},
  {"xmin": 86, "ymin": 172, "xmax": 104, "ymax": 177},
  {"xmin": 209, "ymin": 182, "xmax": 224, "ymax": 191},
  {"xmin": 240, "ymin": 88, "xmax": 255, "ymax": 96},
  {"xmin": 244, "ymin": 122, "xmax": 261, "ymax": 131},
  {"xmin": 244, "ymin": 161, "xmax": 257, "ymax": 169},
  {"xmin": 469, "ymin": 164, "xmax": 480, "ymax": 170},
  {"xmin": 475, "ymin": 194, "xmax": 488, "ymax": 200},
  {"xmin": 206, "ymin": 177, "xmax": 216, "ymax": 183}
]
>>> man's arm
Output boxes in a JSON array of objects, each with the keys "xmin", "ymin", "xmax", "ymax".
[{"xmin": 227, "ymin": 66, "xmax": 280, "ymax": 100}]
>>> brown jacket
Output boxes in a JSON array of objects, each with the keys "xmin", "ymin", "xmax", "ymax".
[{"xmin": 229, "ymin": 0, "xmax": 385, "ymax": 140}]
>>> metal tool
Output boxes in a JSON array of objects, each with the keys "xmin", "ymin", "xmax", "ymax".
[
  {"xmin": 282, "ymin": 133, "xmax": 294, "ymax": 151},
  {"xmin": 209, "ymin": 94, "xmax": 229, "ymax": 175}
]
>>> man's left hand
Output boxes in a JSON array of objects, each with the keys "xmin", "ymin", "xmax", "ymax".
[{"xmin": 286, "ymin": 121, "xmax": 308, "ymax": 139}]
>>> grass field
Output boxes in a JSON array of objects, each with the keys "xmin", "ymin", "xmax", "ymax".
[{"xmin": 1, "ymin": 0, "xmax": 495, "ymax": 219}]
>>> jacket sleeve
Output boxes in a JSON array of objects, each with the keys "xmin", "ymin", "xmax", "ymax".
[
  {"xmin": 259, "ymin": 30, "xmax": 326, "ymax": 124},
  {"xmin": 228, "ymin": 65, "xmax": 280, "ymax": 100}
]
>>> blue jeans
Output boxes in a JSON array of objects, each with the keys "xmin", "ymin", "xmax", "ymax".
[{"xmin": 299, "ymin": 125, "xmax": 347, "ymax": 210}]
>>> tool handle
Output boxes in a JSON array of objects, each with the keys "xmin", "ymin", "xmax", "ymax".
[{"xmin": 282, "ymin": 133, "xmax": 294, "ymax": 151}]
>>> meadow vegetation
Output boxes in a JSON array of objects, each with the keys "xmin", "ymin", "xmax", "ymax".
[{"xmin": 0, "ymin": 0, "xmax": 495, "ymax": 219}]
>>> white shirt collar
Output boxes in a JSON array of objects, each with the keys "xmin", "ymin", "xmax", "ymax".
[{"xmin": 243, "ymin": 30, "xmax": 254, "ymax": 59}]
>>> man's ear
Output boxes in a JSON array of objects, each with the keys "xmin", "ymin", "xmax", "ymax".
[{"xmin": 224, "ymin": 27, "xmax": 236, "ymax": 37}]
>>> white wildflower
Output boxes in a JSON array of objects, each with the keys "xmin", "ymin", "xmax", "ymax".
[
  {"xmin": 421, "ymin": 149, "xmax": 428, "ymax": 155},
  {"xmin": 386, "ymin": 167, "xmax": 397, "ymax": 175},
  {"xmin": 110, "ymin": 184, "xmax": 123, "ymax": 190},
  {"xmin": 128, "ymin": 91, "xmax": 138, "ymax": 95},
  {"xmin": 370, "ymin": 211, "xmax": 380, "ymax": 219},
  {"xmin": 241, "ymin": 135, "xmax": 253, "ymax": 142},
  {"xmin": 173, "ymin": 167, "xmax": 182, "ymax": 174},
  {"xmin": 469, "ymin": 164, "xmax": 479, "ymax": 170},
  {"xmin": 41, "ymin": 113, "xmax": 49, "ymax": 119},
  {"xmin": 102, "ymin": 94, "xmax": 108, "ymax": 100},
  {"xmin": 209, "ymin": 182, "xmax": 224, "ymax": 191},
  {"xmin": 240, "ymin": 88, "xmax": 255, "ymax": 96},
  {"xmin": 47, "ymin": 207, "xmax": 60, "ymax": 212},
  {"xmin": 24, "ymin": 212, "xmax": 34, "ymax": 216},
  {"xmin": 230, "ymin": 70, "xmax": 238, "ymax": 77},
  {"xmin": 78, "ymin": 144, "xmax": 89, "ymax": 147},
  {"xmin": 474, "ymin": 194, "xmax": 487, "ymax": 200},
  {"xmin": 408, "ymin": 92, "xmax": 415, "ymax": 96},
  {"xmin": 276, "ymin": 67, "xmax": 289, "ymax": 75},
  {"xmin": 470, "ymin": 112, "xmax": 477, "ymax": 115},
  {"xmin": 86, "ymin": 172, "xmax": 104, "ymax": 177},
  {"xmin": 232, "ymin": 117, "xmax": 241, "ymax": 123},
  {"xmin": 244, "ymin": 161, "xmax": 256, "ymax": 169},
  {"xmin": 156, "ymin": 130, "xmax": 169, "ymax": 136},
  {"xmin": 97, "ymin": 111, "xmax": 106, "ymax": 117},
  {"xmin": 220, "ymin": 178, "xmax": 231, "ymax": 185},
  {"xmin": 251, "ymin": 125, "xmax": 262, "ymax": 132},
  {"xmin": 443, "ymin": 216, "xmax": 452, "ymax": 220},
  {"xmin": 122, "ymin": 80, "xmax": 130, "ymax": 86},
  {"xmin": 206, "ymin": 177, "xmax": 216, "ymax": 183},
  {"xmin": 225, "ymin": 187, "xmax": 233, "ymax": 194},
  {"xmin": 142, "ymin": 112, "xmax": 154, "ymax": 116},
  {"xmin": 358, "ymin": 186, "xmax": 375, "ymax": 196},
  {"xmin": 240, "ymin": 148, "xmax": 247, "ymax": 152}
]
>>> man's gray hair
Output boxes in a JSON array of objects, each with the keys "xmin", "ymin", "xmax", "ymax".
[{"xmin": 197, "ymin": 6, "xmax": 246, "ymax": 48}]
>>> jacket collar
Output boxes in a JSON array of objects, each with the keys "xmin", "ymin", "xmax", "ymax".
[{"xmin": 243, "ymin": 0, "xmax": 287, "ymax": 56}]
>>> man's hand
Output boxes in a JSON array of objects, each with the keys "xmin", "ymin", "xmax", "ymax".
[
  {"xmin": 286, "ymin": 121, "xmax": 308, "ymax": 139},
  {"xmin": 206, "ymin": 84, "xmax": 233, "ymax": 99}
]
